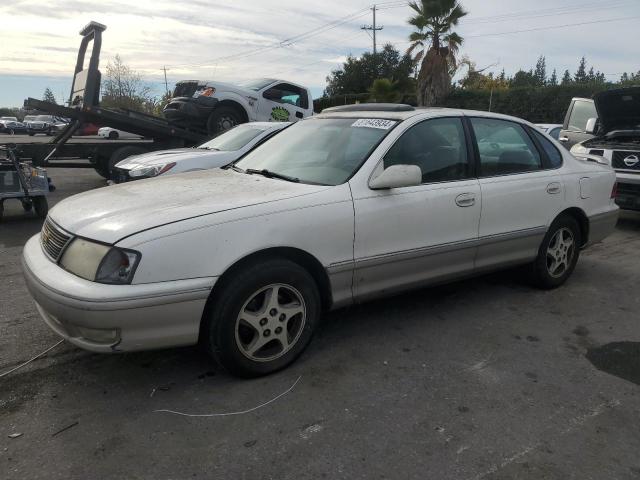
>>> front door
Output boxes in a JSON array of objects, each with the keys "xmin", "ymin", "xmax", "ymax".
[
  {"xmin": 352, "ymin": 117, "xmax": 481, "ymax": 301},
  {"xmin": 259, "ymin": 83, "xmax": 308, "ymax": 124},
  {"xmin": 558, "ymin": 99, "xmax": 597, "ymax": 149},
  {"xmin": 468, "ymin": 116, "xmax": 564, "ymax": 270}
]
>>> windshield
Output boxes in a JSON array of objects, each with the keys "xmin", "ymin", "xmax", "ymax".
[
  {"xmin": 235, "ymin": 118, "xmax": 396, "ymax": 185},
  {"xmin": 237, "ymin": 78, "xmax": 277, "ymax": 91},
  {"xmin": 199, "ymin": 124, "xmax": 270, "ymax": 151}
]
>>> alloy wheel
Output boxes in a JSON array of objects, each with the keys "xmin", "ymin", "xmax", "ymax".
[
  {"xmin": 235, "ymin": 283, "xmax": 306, "ymax": 362},
  {"xmin": 546, "ymin": 227, "xmax": 575, "ymax": 278}
]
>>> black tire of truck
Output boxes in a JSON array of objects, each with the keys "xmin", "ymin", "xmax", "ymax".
[
  {"xmin": 206, "ymin": 106, "xmax": 245, "ymax": 136},
  {"xmin": 33, "ymin": 196, "xmax": 48, "ymax": 218},
  {"xmin": 107, "ymin": 146, "xmax": 148, "ymax": 180}
]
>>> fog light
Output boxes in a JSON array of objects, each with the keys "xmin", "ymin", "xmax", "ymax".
[{"xmin": 75, "ymin": 326, "xmax": 119, "ymax": 344}]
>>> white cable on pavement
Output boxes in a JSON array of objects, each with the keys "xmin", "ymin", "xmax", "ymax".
[
  {"xmin": 154, "ymin": 375, "xmax": 302, "ymax": 417},
  {"xmin": 0, "ymin": 339, "xmax": 64, "ymax": 379}
]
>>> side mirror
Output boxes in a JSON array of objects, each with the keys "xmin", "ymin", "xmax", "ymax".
[
  {"xmin": 585, "ymin": 117, "xmax": 598, "ymax": 134},
  {"xmin": 369, "ymin": 164, "xmax": 422, "ymax": 190}
]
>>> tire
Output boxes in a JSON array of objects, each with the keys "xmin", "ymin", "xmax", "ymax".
[
  {"xmin": 28, "ymin": 132, "xmax": 35, "ymax": 136},
  {"xmin": 21, "ymin": 200, "xmax": 33, "ymax": 212},
  {"xmin": 206, "ymin": 106, "xmax": 244, "ymax": 136},
  {"xmin": 530, "ymin": 215, "xmax": 581, "ymax": 289},
  {"xmin": 46, "ymin": 128, "xmax": 53, "ymax": 136},
  {"xmin": 202, "ymin": 258, "xmax": 321, "ymax": 377},
  {"xmin": 108, "ymin": 130, "xmax": 119, "ymax": 140},
  {"xmin": 33, "ymin": 196, "xmax": 48, "ymax": 218},
  {"xmin": 0, "ymin": 202, "xmax": 3, "ymax": 223},
  {"xmin": 108, "ymin": 146, "xmax": 147, "ymax": 180}
]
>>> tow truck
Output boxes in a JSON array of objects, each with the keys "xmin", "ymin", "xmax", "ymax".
[{"xmin": 5, "ymin": 22, "xmax": 208, "ymax": 179}]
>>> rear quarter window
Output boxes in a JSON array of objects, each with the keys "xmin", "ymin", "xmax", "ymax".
[{"xmin": 531, "ymin": 129, "xmax": 563, "ymax": 168}]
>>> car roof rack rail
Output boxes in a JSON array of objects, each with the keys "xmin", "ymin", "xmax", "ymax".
[{"xmin": 322, "ymin": 103, "xmax": 415, "ymax": 113}]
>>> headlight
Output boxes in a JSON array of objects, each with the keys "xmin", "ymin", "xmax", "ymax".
[
  {"xmin": 570, "ymin": 144, "xmax": 588, "ymax": 156},
  {"xmin": 128, "ymin": 162, "xmax": 176, "ymax": 178},
  {"xmin": 60, "ymin": 238, "xmax": 140, "ymax": 284}
]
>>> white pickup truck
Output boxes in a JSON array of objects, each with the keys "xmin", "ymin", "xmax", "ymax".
[{"xmin": 163, "ymin": 78, "xmax": 313, "ymax": 135}]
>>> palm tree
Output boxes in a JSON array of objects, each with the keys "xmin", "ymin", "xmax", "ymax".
[{"xmin": 406, "ymin": 0, "xmax": 467, "ymax": 106}]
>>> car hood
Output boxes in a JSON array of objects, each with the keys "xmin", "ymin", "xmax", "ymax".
[
  {"xmin": 115, "ymin": 148, "xmax": 224, "ymax": 169},
  {"xmin": 594, "ymin": 87, "xmax": 640, "ymax": 136},
  {"xmin": 49, "ymin": 169, "xmax": 329, "ymax": 244}
]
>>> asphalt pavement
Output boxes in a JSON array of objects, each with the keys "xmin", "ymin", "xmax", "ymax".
[{"xmin": 1, "ymin": 168, "xmax": 640, "ymax": 479}]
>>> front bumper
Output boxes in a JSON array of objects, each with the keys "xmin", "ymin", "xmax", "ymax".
[
  {"xmin": 22, "ymin": 235, "xmax": 215, "ymax": 353},
  {"xmin": 615, "ymin": 171, "xmax": 640, "ymax": 211},
  {"xmin": 163, "ymin": 96, "xmax": 219, "ymax": 123}
]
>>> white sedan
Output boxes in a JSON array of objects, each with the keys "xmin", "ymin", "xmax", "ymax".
[
  {"xmin": 23, "ymin": 105, "xmax": 618, "ymax": 377},
  {"xmin": 113, "ymin": 122, "xmax": 289, "ymax": 181},
  {"xmin": 98, "ymin": 127, "xmax": 143, "ymax": 140}
]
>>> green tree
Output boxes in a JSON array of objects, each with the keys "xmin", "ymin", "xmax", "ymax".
[
  {"xmin": 534, "ymin": 56, "xmax": 547, "ymax": 86},
  {"xmin": 510, "ymin": 69, "xmax": 537, "ymax": 88},
  {"xmin": 406, "ymin": 0, "xmax": 468, "ymax": 106},
  {"xmin": 42, "ymin": 87, "xmax": 57, "ymax": 104},
  {"xmin": 549, "ymin": 69, "xmax": 558, "ymax": 86},
  {"xmin": 324, "ymin": 44, "xmax": 414, "ymax": 97},
  {"xmin": 561, "ymin": 69, "xmax": 572, "ymax": 85},
  {"xmin": 368, "ymin": 78, "xmax": 403, "ymax": 102},
  {"xmin": 574, "ymin": 57, "xmax": 588, "ymax": 83}
]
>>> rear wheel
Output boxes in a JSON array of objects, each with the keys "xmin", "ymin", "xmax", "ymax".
[
  {"xmin": 202, "ymin": 258, "xmax": 321, "ymax": 377},
  {"xmin": 206, "ymin": 106, "xmax": 244, "ymax": 136},
  {"xmin": 530, "ymin": 215, "xmax": 581, "ymax": 289},
  {"xmin": 108, "ymin": 130, "xmax": 119, "ymax": 140}
]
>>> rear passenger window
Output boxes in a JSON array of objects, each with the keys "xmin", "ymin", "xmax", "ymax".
[
  {"xmin": 470, "ymin": 118, "xmax": 542, "ymax": 177},
  {"xmin": 531, "ymin": 129, "xmax": 563, "ymax": 168},
  {"xmin": 384, "ymin": 117, "xmax": 469, "ymax": 183}
]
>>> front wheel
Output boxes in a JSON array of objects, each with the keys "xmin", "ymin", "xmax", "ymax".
[
  {"xmin": 530, "ymin": 215, "xmax": 581, "ymax": 289},
  {"xmin": 202, "ymin": 259, "xmax": 321, "ymax": 377},
  {"xmin": 206, "ymin": 106, "xmax": 244, "ymax": 136},
  {"xmin": 32, "ymin": 196, "xmax": 48, "ymax": 218}
]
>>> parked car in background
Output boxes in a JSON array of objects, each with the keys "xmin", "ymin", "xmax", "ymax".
[
  {"xmin": 113, "ymin": 122, "xmax": 289, "ymax": 182},
  {"xmin": 570, "ymin": 87, "xmax": 640, "ymax": 211},
  {"xmin": 98, "ymin": 127, "xmax": 143, "ymax": 140},
  {"xmin": 76, "ymin": 123, "xmax": 101, "ymax": 136},
  {"xmin": 536, "ymin": 123, "xmax": 562, "ymax": 140},
  {"xmin": 164, "ymin": 78, "xmax": 313, "ymax": 135},
  {"xmin": 0, "ymin": 117, "xmax": 19, "ymax": 132},
  {"xmin": 0, "ymin": 121, "xmax": 27, "ymax": 134},
  {"xmin": 25, "ymin": 115, "xmax": 64, "ymax": 136},
  {"xmin": 558, "ymin": 97, "xmax": 599, "ymax": 149},
  {"xmin": 23, "ymin": 105, "xmax": 618, "ymax": 377}
]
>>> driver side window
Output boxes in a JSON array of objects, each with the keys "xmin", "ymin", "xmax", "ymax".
[
  {"xmin": 383, "ymin": 117, "xmax": 469, "ymax": 184},
  {"xmin": 263, "ymin": 83, "xmax": 309, "ymax": 109}
]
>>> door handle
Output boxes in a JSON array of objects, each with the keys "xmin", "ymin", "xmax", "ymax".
[
  {"xmin": 295, "ymin": 111, "xmax": 303, "ymax": 119},
  {"xmin": 546, "ymin": 182, "xmax": 562, "ymax": 194},
  {"xmin": 455, "ymin": 193, "xmax": 476, "ymax": 207},
  {"xmin": 558, "ymin": 136, "xmax": 569, "ymax": 142}
]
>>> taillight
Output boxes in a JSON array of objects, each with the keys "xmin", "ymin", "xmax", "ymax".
[{"xmin": 611, "ymin": 182, "xmax": 618, "ymax": 199}]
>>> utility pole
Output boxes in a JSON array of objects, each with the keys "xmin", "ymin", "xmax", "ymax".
[
  {"xmin": 162, "ymin": 66, "xmax": 169, "ymax": 95},
  {"xmin": 361, "ymin": 5, "xmax": 383, "ymax": 55}
]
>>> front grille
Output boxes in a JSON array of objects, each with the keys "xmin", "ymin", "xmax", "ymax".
[
  {"xmin": 40, "ymin": 217, "xmax": 72, "ymax": 261},
  {"xmin": 612, "ymin": 151, "xmax": 640, "ymax": 170}
]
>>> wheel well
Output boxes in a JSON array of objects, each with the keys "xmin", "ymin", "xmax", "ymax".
[
  {"xmin": 217, "ymin": 100, "xmax": 249, "ymax": 123},
  {"xmin": 557, "ymin": 207, "xmax": 589, "ymax": 246},
  {"xmin": 200, "ymin": 248, "xmax": 333, "ymax": 334}
]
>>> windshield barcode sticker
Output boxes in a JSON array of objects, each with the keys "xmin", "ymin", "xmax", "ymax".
[{"xmin": 351, "ymin": 119, "xmax": 396, "ymax": 130}]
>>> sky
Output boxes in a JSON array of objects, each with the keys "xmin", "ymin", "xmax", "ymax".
[{"xmin": 1, "ymin": 0, "xmax": 640, "ymax": 107}]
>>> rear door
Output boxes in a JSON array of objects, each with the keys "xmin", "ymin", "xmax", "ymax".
[
  {"xmin": 559, "ymin": 99, "xmax": 597, "ymax": 149},
  {"xmin": 469, "ymin": 116, "xmax": 565, "ymax": 270},
  {"xmin": 258, "ymin": 83, "xmax": 309, "ymax": 123}
]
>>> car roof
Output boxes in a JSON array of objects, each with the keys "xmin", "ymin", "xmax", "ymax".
[{"xmin": 315, "ymin": 105, "xmax": 536, "ymax": 125}]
